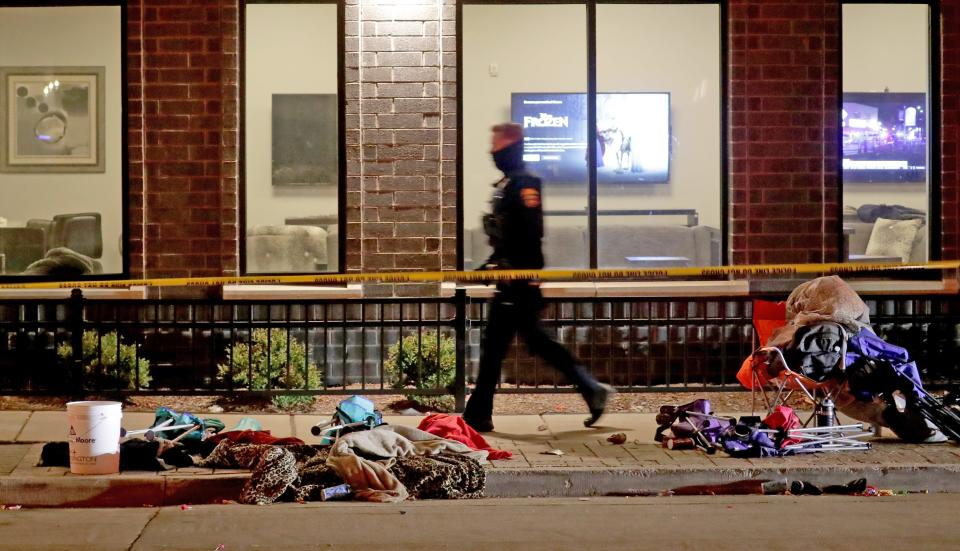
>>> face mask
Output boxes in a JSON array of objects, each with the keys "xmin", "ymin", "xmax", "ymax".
[{"xmin": 492, "ymin": 141, "xmax": 524, "ymax": 174}]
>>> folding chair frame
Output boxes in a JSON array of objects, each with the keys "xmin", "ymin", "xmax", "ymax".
[
  {"xmin": 758, "ymin": 424, "xmax": 872, "ymax": 453},
  {"xmin": 747, "ymin": 346, "xmax": 845, "ymax": 428}
]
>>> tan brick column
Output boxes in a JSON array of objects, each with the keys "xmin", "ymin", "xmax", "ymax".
[{"xmin": 345, "ymin": 0, "xmax": 456, "ymax": 297}]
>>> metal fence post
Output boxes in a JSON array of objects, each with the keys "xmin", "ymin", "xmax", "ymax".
[
  {"xmin": 454, "ymin": 287, "xmax": 467, "ymax": 412},
  {"xmin": 68, "ymin": 288, "xmax": 85, "ymax": 394}
]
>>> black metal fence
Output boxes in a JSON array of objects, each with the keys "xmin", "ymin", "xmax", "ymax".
[{"xmin": 1, "ymin": 289, "xmax": 958, "ymax": 410}]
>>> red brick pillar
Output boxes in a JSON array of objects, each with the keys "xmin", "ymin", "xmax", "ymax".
[
  {"xmin": 345, "ymin": 0, "xmax": 456, "ymax": 297},
  {"xmin": 729, "ymin": 0, "xmax": 840, "ymax": 265},
  {"xmin": 942, "ymin": 0, "xmax": 960, "ymax": 259},
  {"xmin": 127, "ymin": 0, "xmax": 239, "ymax": 279}
]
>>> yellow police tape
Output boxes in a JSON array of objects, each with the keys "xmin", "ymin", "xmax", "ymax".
[{"xmin": 0, "ymin": 260, "xmax": 958, "ymax": 290}]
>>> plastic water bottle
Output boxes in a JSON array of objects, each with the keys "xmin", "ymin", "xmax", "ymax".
[{"xmin": 816, "ymin": 398, "xmax": 836, "ymax": 427}]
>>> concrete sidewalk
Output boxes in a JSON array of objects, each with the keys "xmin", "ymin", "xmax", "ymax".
[{"xmin": 1, "ymin": 410, "xmax": 959, "ymax": 507}]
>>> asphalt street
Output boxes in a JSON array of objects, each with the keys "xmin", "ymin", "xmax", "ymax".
[{"xmin": 0, "ymin": 495, "xmax": 958, "ymax": 550}]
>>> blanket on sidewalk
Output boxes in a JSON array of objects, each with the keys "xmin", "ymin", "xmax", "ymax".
[
  {"xmin": 330, "ymin": 424, "xmax": 488, "ymax": 463},
  {"xmin": 417, "ymin": 414, "xmax": 513, "ymax": 460},
  {"xmin": 198, "ymin": 427, "xmax": 486, "ymax": 504},
  {"xmin": 326, "ymin": 425, "xmax": 486, "ymax": 502}
]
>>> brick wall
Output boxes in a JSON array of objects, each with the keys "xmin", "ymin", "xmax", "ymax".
[
  {"xmin": 729, "ymin": 0, "xmax": 840, "ymax": 265},
  {"xmin": 344, "ymin": 0, "xmax": 456, "ymax": 297},
  {"xmin": 943, "ymin": 0, "xmax": 960, "ymax": 260},
  {"xmin": 127, "ymin": 0, "xmax": 238, "ymax": 279}
]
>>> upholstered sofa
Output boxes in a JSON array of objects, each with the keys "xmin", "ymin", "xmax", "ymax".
[
  {"xmin": 844, "ymin": 207, "xmax": 927, "ymax": 263},
  {"xmin": 464, "ymin": 224, "xmax": 720, "ymax": 269},
  {"xmin": 0, "ymin": 212, "xmax": 104, "ymax": 275},
  {"xmin": 247, "ymin": 225, "xmax": 338, "ymax": 273}
]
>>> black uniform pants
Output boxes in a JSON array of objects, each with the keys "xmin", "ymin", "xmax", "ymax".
[{"xmin": 463, "ymin": 284, "xmax": 600, "ymax": 422}]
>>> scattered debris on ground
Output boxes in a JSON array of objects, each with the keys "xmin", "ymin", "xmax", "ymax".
[{"xmin": 607, "ymin": 433, "xmax": 627, "ymax": 445}]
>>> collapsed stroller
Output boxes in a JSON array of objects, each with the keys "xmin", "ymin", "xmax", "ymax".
[
  {"xmin": 845, "ymin": 330, "xmax": 960, "ymax": 442},
  {"xmin": 655, "ymin": 399, "xmax": 871, "ymax": 456}
]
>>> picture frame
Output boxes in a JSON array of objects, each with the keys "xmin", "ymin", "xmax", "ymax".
[
  {"xmin": 271, "ymin": 93, "xmax": 338, "ymax": 186},
  {"xmin": 0, "ymin": 66, "xmax": 105, "ymax": 173}
]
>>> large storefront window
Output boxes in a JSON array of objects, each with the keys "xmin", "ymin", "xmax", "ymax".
[
  {"xmin": 462, "ymin": 3, "xmax": 588, "ymax": 270},
  {"xmin": 461, "ymin": 2, "xmax": 722, "ymax": 270},
  {"xmin": 0, "ymin": 4, "xmax": 124, "ymax": 278},
  {"xmin": 243, "ymin": 1, "xmax": 341, "ymax": 274},
  {"xmin": 596, "ymin": 3, "xmax": 721, "ymax": 268},
  {"xmin": 842, "ymin": 3, "xmax": 933, "ymax": 264}
]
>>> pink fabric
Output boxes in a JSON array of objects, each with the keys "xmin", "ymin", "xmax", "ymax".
[
  {"xmin": 762, "ymin": 406, "xmax": 803, "ymax": 448},
  {"xmin": 417, "ymin": 413, "xmax": 512, "ymax": 460}
]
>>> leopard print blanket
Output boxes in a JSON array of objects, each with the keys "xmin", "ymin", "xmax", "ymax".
[{"xmin": 198, "ymin": 442, "xmax": 485, "ymax": 505}]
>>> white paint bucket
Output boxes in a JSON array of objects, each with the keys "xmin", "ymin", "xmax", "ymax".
[{"xmin": 66, "ymin": 401, "xmax": 122, "ymax": 475}]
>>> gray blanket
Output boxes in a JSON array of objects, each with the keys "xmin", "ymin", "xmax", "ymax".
[{"xmin": 330, "ymin": 425, "xmax": 488, "ymax": 463}]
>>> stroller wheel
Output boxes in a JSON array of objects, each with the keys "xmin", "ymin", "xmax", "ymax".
[{"xmin": 943, "ymin": 391, "xmax": 960, "ymax": 407}]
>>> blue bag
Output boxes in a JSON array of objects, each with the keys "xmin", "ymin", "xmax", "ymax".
[
  {"xmin": 334, "ymin": 395, "xmax": 383, "ymax": 427},
  {"xmin": 316, "ymin": 396, "xmax": 384, "ymax": 445}
]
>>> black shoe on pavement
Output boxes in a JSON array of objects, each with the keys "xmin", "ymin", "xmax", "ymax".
[
  {"xmin": 822, "ymin": 478, "xmax": 868, "ymax": 495},
  {"xmin": 790, "ymin": 480, "xmax": 823, "ymax": 496},
  {"xmin": 463, "ymin": 416, "xmax": 495, "ymax": 433},
  {"xmin": 584, "ymin": 383, "xmax": 616, "ymax": 428}
]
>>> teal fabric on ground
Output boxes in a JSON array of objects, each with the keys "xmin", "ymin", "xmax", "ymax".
[
  {"xmin": 230, "ymin": 417, "xmax": 263, "ymax": 432},
  {"xmin": 153, "ymin": 407, "xmax": 224, "ymax": 441}
]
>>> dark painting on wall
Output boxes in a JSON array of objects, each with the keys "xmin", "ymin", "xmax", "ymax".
[{"xmin": 271, "ymin": 93, "xmax": 337, "ymax": 186}]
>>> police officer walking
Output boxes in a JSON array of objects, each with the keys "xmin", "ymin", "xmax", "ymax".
[{"xmin": 462, "ymin": 123, "xmax": 614, "ymax": 433}]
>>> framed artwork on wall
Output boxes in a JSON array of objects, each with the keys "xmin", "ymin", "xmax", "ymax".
[
  {"xmin": 271, "ymin": 93, "xmax": 338, "ymax": 186},
  {"xmin": 0, "ymin": 66, "xmax": 105, "ymax": 173}
]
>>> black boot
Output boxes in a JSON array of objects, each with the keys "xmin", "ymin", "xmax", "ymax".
[
  {"xmin": 823, "ymin": 478, "xmax": 868, "ymax": 495},
  {"xmin": 462, "ymin": 415, "xmax": 495, "ymax": 433},
  {"xmin": 790, "ymin": 481, "xmax": 823, "ymax": 496},
  {"xmin": 584, "ymin": 383, "xmax": 616, "ymax": 428}
]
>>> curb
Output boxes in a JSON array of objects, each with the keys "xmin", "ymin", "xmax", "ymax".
[
  {"xmin": 0, "ymin": 474, "xmax": 248, "ymax": 508},
  {"xmin": 485, "ymin": 464, "xmax": 960, "ymax": 497},
  {"xmin": 3, "ymin": 464, "xmax": 959, "ymax": 507}
]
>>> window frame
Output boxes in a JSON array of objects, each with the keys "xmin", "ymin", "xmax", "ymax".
[
  {"xmin": 0, "ymin": 0, "xmax": 129, "ymax": 283},
  {"xmin": 239, "ymin": 0, "xmax": 346, "ymax": 275},
  {"xmin": 838, "ymin": 0, "xmax": 942, "ymax": 262},
  {"xmin": 455, "ymin": 0, "xmax": 728, "ymax": 270}
]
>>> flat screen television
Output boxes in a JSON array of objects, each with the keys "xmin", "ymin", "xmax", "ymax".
[
  {"xmin": 511, "ymin": 92, "xmax": 670, "ymax": 184},
  {"xmin": 842, "ymin": 92, "xmax": 927, "ymax": 183}
]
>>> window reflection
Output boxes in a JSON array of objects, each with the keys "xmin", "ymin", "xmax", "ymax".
[
  {"xmin": 463, "ymin": 4, "xmax": 588, "ymax": 270},
  {"xmin": 0, "ymin": 6, "xmax": 122, "ymax": 277},
  {"xmin": 244, "ymin": 2, "xmax": 340, "ymax": 274},
  {"xmin": 842, "ymin": 3, "xmax": 931, "ymax": 264}
]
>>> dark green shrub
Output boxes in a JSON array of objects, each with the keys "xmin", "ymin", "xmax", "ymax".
[
  {"xmin": 218, "ymin": 328, "xmax": 321, "ymax": 409},
  {"xmin": 56, "ymin": 330, "xmax": 151, "ymax": 390},
  {"xmin": 384, "ymin": 331, "xmax": 456, "ymax": 412}
]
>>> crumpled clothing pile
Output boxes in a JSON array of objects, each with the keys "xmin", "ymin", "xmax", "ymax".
[
  {"xmin": 198, "ymin": 424, "xmax": 486, "ymax": 505},
  {"xmin": 767, "ymin": 275, "xmax": 871, "ymax": 349}
]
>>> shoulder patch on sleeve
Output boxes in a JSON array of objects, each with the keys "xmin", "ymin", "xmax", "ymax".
[{"xmin": 520, "ymin": 187, "xmax": 541, "ymax": 208}]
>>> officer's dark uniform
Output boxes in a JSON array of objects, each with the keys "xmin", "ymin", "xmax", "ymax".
[{"xmin": 463, "ymin": 140, "xmax": 609, "ymax": 430}]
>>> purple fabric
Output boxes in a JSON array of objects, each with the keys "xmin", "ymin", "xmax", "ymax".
[
  {"xmin": 666, "ymin": 400, "xmax": 732, "ymax": 444},
  {"xmin": 846, "ymin": 329, "xmax": 924, "ymax": 395},
  {"xmin": 720, "ymin": 425, "xmax": 783, "ymax": 458},
  {"xmin": 846, "ymin": 330, "xmax": 910, "ymax": 364}
]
